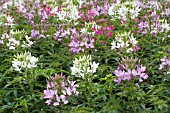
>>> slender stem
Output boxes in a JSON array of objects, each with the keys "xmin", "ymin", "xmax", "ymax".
[{"xmin": 19, "ymin": 82, "xmax": 29, "ymax": 113}]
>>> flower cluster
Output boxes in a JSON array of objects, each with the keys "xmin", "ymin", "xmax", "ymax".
[
  {"xmin": 70, "ymin": 55, "xmax": 99, "ymax": 78},
  {"xmin": 54, "ymin": 28, "xmax": 70, "ymax": 42},
  {"xmin": 0, "ymin": 30, "xmax": 34, "ymax": 49},
  {"xmin": 69, "ymin": 34, "xmax": 95, "ymax": 53},
  {"xmin": 17, "ymin": 0, "xmax": 52, "ymax": 37},
  {"xmin": 138, "ymin": 8, "xmax": 170, "ymax": 35},
  {"xmin": 159, "ymin": 19, "xmax": 170, "ymax": 33},
  {"xmin": 17, "ymin": 0, "xmax": 46, "ymax": 26},
  {"xmin": 111, "ymin": 32, "xmax": 139, "ymax": 53},
  {"xmin": 6, "ymin": 15, "xmax": 15, "ymax": 26},
  {"xmin": 159, "ymin": 56, "xmax": 170, "ymax": 74},
  {"xmin": 12, "ymin": 51, "xmax": 38, "ymax": 72},
  {"xmin": 94, "ymin": 25, "xmax": 114, "ymax": 36},
  {"xmin": 0, "ymin": 14, "xmax": 15, "ymax": 26},
  {"xmin": 108, "ymin": 1, "xmax": 142, "ymax": 20},
  {"xmin": 22, "ymin": 35, "xmax": 34, "ymax": 48},
  {"xmin": 80, "ymin": 21, "xmax": 99, "ymax": 35},
  {"xmin": 142, "ymin": 1, "xmax": 162, "ymax": 10},
  {"xmin": 56, "ymin": 1, "xmax": 80, "ymax": 22},
  {"xmin": 0, "ymin": 1, "xmax": 16, "ymax": 26},
  {"xmin": 114, "ymin": 58, "xmax": 148, "ymax": 84},
  {"xmin": 44, "ymin": 74, "xmax": 79, "ymax": 106},
  {"xmin": 1, "ymin": 0, "xmax": 24, "ymax": 9},
  {"xmin": 0, "ymin": 33, "xmax": 20, "ymax": 50}
]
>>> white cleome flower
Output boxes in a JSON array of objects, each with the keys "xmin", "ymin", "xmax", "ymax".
[
  {"xmin": 90, "ymin": 62, "xmax": 99, "ymax": 73},
  {"xmin": 161, "ymin": 20, "xmax": 170, "ymax": 32},
  {"xmin": 56, "ymin": 1, "xmax": 80, "ymax": 22},
  {"xmin": 12, "ymin": 51, "xmax": 38, "ymax": 72},
  {"xmin": 1, "ymin": 31, "xmax": 34, "ymax": 49},
  {"xmin": 111, "ymin": 41, "xmax": 116, "ymax": 50},
  {"xmin": 22, "ymin": 35, "xmax": 34, "ymax": 48},
  {"xmin": 126, "ymin": 48, "xmax": 133, "ymax": 53},
  {"xmin": 70, "ymin": 55, "xmax": 99, "ymax": 78},
  {"xmin": 80, "ymin": 28, "xmax": 88, "ymax": 34},
  {"xmin": 6, "ymin": 16, "xmax": 15, "ymax": 26},
  {"xmin": 111, "ymin": 32, "xmax": 138, "ymax": 52},
  {"xmin": 108, "ymin": 1, "xmax": 141, "ymax": 20}
]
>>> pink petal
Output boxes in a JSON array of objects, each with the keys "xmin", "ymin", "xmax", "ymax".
[
  {"xmin": 140, "ymin": 73, "xmax": 145, "ymax": 78},
  {"xmin": 143, "ymin": 74, "xmax": 148, "ymax": 79},
  {"xmin": 53, "ymin": 102, "xmax": 59, "ymax": 106},
  {"xmin": 132, "ymin": 69, "xmax": 137, "ymax": 76},
  {"xmin": 139, "ymin": 78, "xmax": 143, "ymax": 82},
  {"xmin": 140, "ymin": 66, "xmax": 146, "ymax": 72},
  {"xmin": 45, "ymin": 99, "xmax": 52, "ymax": 105},
  {"xmin": 63, "ymin": 100, "xmax": 68, "ymax": 104}
]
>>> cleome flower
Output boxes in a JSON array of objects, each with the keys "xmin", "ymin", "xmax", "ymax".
[
  {"xmin": 69, "ymin": 34, "xmax": 95, "ymax": 53},
  {"xmin": 159, "ymin": 56, "xmax": 170, "ymax": 75},
  {"xmin": 12, "ymin": 51, "xmax": 38, "ymax": 72},
  {"xmin": 1, "ymin": 33, "xmax": 20, "ymax": 50},
  {"xmin": 44, "ymin": 73, "xmax": 79, "ymax": 106},
  {"xmin": 70, "ymin": 55, "xmax": 99, "ymax": 78},
  {"xmin": 56, "ymin": 0, "xmax": 80, "ymax": 22},
  {"xmin": 108, "ymin": 1, "xmax": 142, "ymax": 20},
  {"xmin": 114, "ymin": 57, "xmax": 148, "ymax": 84},
  {"xmin": 111, "ymin": 32, "xmax": 139, "ymax": 53},
  {"xmin": 0, "ymin": 30, "xmax": 34, "ymax": 50}
]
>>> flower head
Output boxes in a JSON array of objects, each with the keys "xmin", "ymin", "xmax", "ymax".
[
  {"xmin": 12, "ymin": 51, "xmax": 38, "ymax": 72},
  {"xmin": 70, "ymin": 55, "xmax": 99, "ymax": 78},
  {"xmin": 159, "ymin": 56, "xmax": 170, "ymax": 74},
  {"xmin": 44, "ymin": 73, "xmax": 79, "ymax": 106},
  {"xmin": 114, "ymin": 58, "xmax": 148, "ymax": 84},
  {"xmin": 111, "ymin": 32, "xmax": 139, "ymax": 53}
]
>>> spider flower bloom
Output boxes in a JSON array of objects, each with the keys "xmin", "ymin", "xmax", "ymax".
[
  {"xmin": 70, "ymin": 55, "xmax": 99, "ymax": 78},
  {"xmin": 159, "ymin": 56, "xmax": 170, "ymax": 70},
  {"xmin": 95, "ymin": 30, "xmax": 103, "ymax": 35},
  {"xmin": 31, "ymin": 30, "xmax": 40, "ymax": 38},
  {"xmin": 111, "ymin": 32, "xmax": 139, "ymax": 53},
  {"xmin": 12, "ymin": 51, "xmax": 38, "ymax": 72},
  {"xmin": 44, "ymin": 74, "xmax": 79, "ymax": 106},
  {"xmin": 114, "ymin": 58, "xmax": 148, "ymax": 84}
]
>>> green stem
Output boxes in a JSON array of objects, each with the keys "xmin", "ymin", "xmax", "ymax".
[
  {"xmin": 19, "ymin": 83, "xmax": 29, "ymax": 113},
  {"xmin": 109, "ymin": 82, "xmax": 112, "ymax": 98},
  {"xmin": 85, "ymin": 83, "xmax": 90, "ymax": 107}
]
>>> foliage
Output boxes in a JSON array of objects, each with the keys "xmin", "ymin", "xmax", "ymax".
[{"xmin": 0, "ymin": 0, "xmax": 170, "ymax": 113}]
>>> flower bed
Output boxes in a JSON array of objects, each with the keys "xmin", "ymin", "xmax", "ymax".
[{"xmin": 0, "ymin": 0, "xmax": 170, "ymax": 112}]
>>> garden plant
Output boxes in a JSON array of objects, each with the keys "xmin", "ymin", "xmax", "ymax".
[{"xmin": 0, "ymin": 0, "xmax": 170, "ymax": 113}]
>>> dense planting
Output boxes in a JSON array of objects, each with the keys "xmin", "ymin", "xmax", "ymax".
[{"xmin": 0, "ymin": 0, "xmax": 170, "ymax": 113}]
